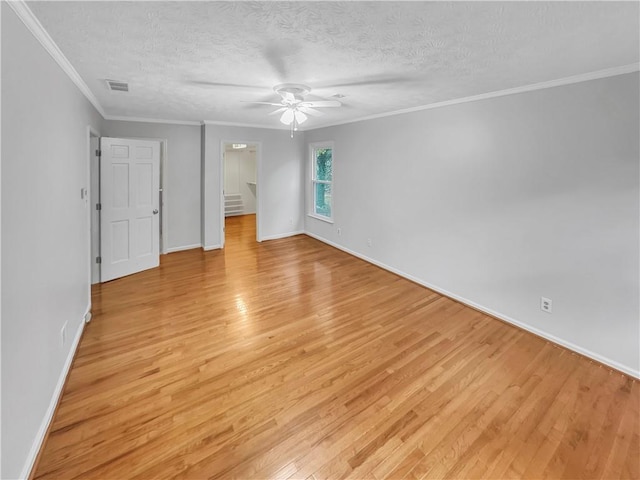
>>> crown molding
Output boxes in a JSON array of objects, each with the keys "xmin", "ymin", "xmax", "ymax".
[
  {"xmin": 7, "ymin": 0, "xmax": 106, "ymax": 117},
  {"xmin": 103, "ymin": 115, "xmax": 202, "ymax": 126},
  {"xmin": 303, "ymin": 63, "xmax": 640, "ymax": 131},
  {"xmin": 122, "ymin": 63, "xmax": 640, "ymax": 131},
  {"xmin": 8, "ymin": 0, "xmax": 637, "ymax": 133}
]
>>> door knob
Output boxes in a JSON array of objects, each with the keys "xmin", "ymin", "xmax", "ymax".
[{"xmin": 153, "ymin": 209, "xmax": 159, "ymax": 215}]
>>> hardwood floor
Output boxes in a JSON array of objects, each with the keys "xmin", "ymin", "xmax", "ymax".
[{"xmin": 34, "ymin": 214, "xmax": 639, "ymax": 479}]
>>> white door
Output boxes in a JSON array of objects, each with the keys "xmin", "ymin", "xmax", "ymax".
[{"xmin": 100, "ymin": 137, "xmax": 160, "ymax": 282}]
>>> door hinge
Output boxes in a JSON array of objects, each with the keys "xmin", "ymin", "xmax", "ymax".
[
  {"xmin": 95, "ymin": 149, "xmax": 102, "ymax": 157},
  {"xmin": 96, "ymin": 256, "xmax": 102, "ymax": 264},
  {"xmin": 96, "ymin": 203, "xmax": 102, "ymax": 211}
]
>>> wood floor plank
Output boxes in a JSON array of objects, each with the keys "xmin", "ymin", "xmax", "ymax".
[{"xmin": 33, "ymin": 214, "xmax": 639, "ymax": 479}]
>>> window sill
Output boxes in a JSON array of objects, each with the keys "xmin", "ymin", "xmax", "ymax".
[{"xmin": 307, "ymin": 213, "xmax": 334, "ymax": 224}]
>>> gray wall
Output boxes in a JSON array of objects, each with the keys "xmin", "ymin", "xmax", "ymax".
[
  {"xmin": 202, "ymin": 125, "xmax": 305, "ymax": 248},
  {"xmin": 305, "ymin": 72, "xmax": 640, "ymax": 375},
  {"xmin": 102, "ymin": 120, "xmax": 202, "ymax": 250},
  {"xmin": 1, "ymin": 5, "xmax": 103, "ymax": 478},
  {"xmin": 101, "ymin": 122, "xmax": 305, "ymax": 251}
]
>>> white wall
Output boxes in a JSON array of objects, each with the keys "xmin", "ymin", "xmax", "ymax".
[
  {"xmin": 102, "ymin": 120, "xmax": 201, "ymax": 251},
  {"xmin": 224, "ymin": 148, "xmax": 257, "ymax": 214},
  {"xmin": 305, "ymin": 72, "xmax": 640, "ymax": 376},
  {"xmin": 202, "ymin": 125, "xmax": 304, "ymax": 247},
  {"xmin": 224, "ymin": 150, "xmax": 241, "ymax": 194},
  {"xmin": 1, "ymin": 5, "xmax": 103, "ymax": 478}
]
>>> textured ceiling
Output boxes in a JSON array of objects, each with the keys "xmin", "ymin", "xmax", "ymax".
[{"xmin": 28, "ymin": 1, "xmax": 640, "ymax": 128}]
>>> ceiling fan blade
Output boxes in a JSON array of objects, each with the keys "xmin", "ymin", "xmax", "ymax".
[
  {"xmin": 268, "ymin": 107, "xmax": 287, "ymax": 116},
  {"xmin": 280, "ymin": 109, "xmax": 294, "ymax": 125},
  {"xmin": 317, "ymin": 75, "xmax": 415, "ymax": 89},
  {"xmin": 263, "ymin": 39, "xmax": 300, "ymax": 80},
  {"xmin": 190, "ymin": 80, "xmax": 266, "ymax": 90},
  {"xmin": 241, "ymin": 101, "xmax": 284, "ymax": 106},
  {"xmin": 300, "ymin": 100, "xmax": 342, "ymax": 108},
  {"xmin": 298, "ymin": 106, "xmax": 324, "ymax": 116},
  {"xmin": 294, "ymin": 111, "xmax": 308, "ymax": 124}
]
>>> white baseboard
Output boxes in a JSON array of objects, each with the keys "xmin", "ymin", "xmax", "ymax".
[
  {"xmin": 304, "ymin": 232, "xmax": 640, "ymax": 379},
  {"xmin": 260, "ymin": 230, "xmax": 304, "ymax": 242},
  {"xmin": 203, "ymin": 244, "xmax": 222, "ymax": 251},
  {"xmin": 166, "ymin": 243, "xmax": 202, "ymax": 253},
  {"xmin": 20, "ymin": 309, "xmax": 87, "ymax": 479}
]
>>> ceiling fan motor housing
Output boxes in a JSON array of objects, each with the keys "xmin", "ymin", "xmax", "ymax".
[{"xmin": 274, "ymin": 83, "xmax": 311, "ymax": 104}]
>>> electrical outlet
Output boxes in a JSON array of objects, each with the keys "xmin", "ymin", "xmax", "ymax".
[
  {"xmin": 337, "ymin": 227, "xmax": 342, "ymax": 236},
  {"xmin": 367, "ymin": 238, "xmax": 373, "ymax": 247},
  {"xmin": 61, "ymin": 322, "xmax": 68, "ymax": 347},
  {"xmin": 541, "ymin": 297, "xmax": 552, "ymax": 313}
]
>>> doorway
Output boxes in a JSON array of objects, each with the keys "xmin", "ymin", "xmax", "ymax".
[
  {"xmin": 221, "ymin": 141, "xmax": 260, "ymax": 247},
  {"xmin": 89, "ymin": 129, "xmax": 100, "ymax": 285},
  {"xmin": 89, "ymin": 134, "xmax": 168, "ymax": 283}
]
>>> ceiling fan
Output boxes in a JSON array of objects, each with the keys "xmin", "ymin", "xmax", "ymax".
[
  {"xmin": 243, "ymin": 84, "xmax": 341, "ymax": 137},
  {"xmin": 190, "ymin": 40, "xmax": 415, "ymax": 135}
]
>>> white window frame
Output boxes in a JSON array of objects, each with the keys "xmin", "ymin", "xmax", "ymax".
[{"xmin": 309, "ymin": 142, "xmax": 334, "ymax": 223}]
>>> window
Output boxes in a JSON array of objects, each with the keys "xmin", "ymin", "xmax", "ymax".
[{"xmin": 311, "ymin": 143, "xmax": 333, "ymax": 221}]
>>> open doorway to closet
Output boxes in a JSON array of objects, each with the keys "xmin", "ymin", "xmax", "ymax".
[{"xmin": 221, "ymin": 142, "xmax": 260, "ymax": 247}]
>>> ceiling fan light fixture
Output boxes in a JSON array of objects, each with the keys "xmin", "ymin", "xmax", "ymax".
[
  {"xmin": 294, "ymin": 110, "xmax": 308, "ymax": 124},
  {"xmin": 280, "ymin": 109, "xmax": 295, "ymax": 125}
]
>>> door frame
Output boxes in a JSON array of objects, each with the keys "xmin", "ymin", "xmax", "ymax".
[
  {"xmin": 219, "ymin": 140, "xmax": 262, "ymax": 247},
  {"xmin": 89, "ymin": 135, "xmax": 169, "ymax": 284},
  {"xmin": 86, "ymin": 126, "xmax": 100, "ymax": 300}
]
